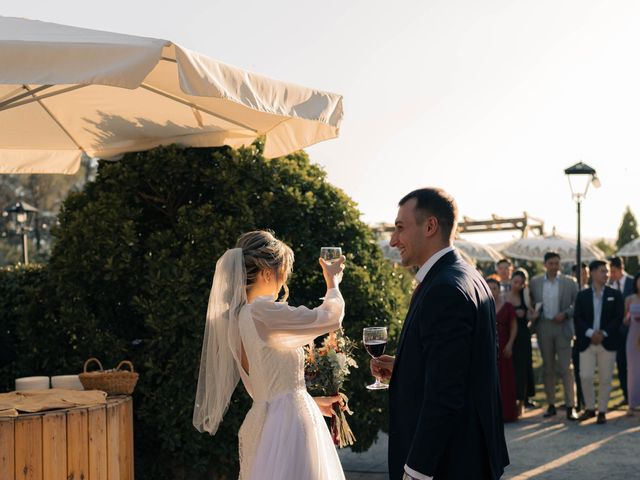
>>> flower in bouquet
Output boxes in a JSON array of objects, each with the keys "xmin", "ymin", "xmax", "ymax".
[{"xmin": 305, "ymin": 330, "xmax": 358, "ymax": 447}]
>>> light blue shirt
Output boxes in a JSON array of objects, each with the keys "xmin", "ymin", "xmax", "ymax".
[{"xmin": 586, "ymin": 286, "xmax": 607, "ymax": 338}]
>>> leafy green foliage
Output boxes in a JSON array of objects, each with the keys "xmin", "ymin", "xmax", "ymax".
[
  {"xmin": 617, "ymin": 206, "xmax": 639, "ymax": 274},
  {"xmin": 0, "ymin": 143, "xmax": 408, "ymax": 479},
  {"xmin": 0, "ymin": 265, "xmax": 71, "ymax": 388},
  {"xmin": 594, "ymin": 238, "xmax": 616, "ymax": 257}
]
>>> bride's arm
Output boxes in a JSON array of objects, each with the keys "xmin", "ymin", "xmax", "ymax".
[
  {"xmin": 252, "ymin": 256, "xmax": 346, "ymax": 349},
  {"xmin": 251, "ymin": 290, "xmax": 345, "ymax": 349}
]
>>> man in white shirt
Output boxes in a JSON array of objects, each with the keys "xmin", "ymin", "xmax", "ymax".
[
  {"xmin": 574, "ymin": 260, "xmax": 624, "ymax": 424},
  {"xmin": 529, "ymin": 251, "xmax": 579, "ymax": 420}
]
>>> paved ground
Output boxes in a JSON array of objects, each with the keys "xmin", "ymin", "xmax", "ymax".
[{"xmin": 340, "ymin": 407, "xmax": 640, "ymax": 479}]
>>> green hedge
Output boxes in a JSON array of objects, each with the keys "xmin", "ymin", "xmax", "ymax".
[
  {"xmin": 0, "ymin": 143, "xmax": 409, "ymax": 479},
  {"xmin": 0, "ymin": 265, "xmax": 55, "ymax": 381}
]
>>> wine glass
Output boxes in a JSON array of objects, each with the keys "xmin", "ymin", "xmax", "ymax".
[
  {"xmin": 363, "ymin": 326, "xmax": 389, "ymax": 390},
  {"xmin": 320, "ymin": 246, "xmax": 342, "ymax": 264}
]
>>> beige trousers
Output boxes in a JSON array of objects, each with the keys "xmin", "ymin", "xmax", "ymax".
[
  {"xmin": 579, "ymin": 344, "xmax": 616, "ymax": 413},
  {"xmin": 537, "ymin": 320, "xmax": 576, "ymax": 407}
]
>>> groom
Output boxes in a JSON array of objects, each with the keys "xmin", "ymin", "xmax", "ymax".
[{"xmin": 372, "ymin": 188, "xmax": 509, "ymax": 480}]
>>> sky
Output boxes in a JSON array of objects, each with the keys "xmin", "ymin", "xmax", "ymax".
[{"xmin": 4, "ymin": 0, "xmax": 640, "ymax": 245}]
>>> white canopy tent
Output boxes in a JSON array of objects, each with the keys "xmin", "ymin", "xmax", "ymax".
[
  {"xmin": 617, "ymin": 238, "xmax": 640, "ymax": 257},
  {"xmin": 501, "ymin": 234, "xmax": 605, "ymax": 263},
  {"xmin": 454, "ymin": 239, "xmax": 503, "ymax": 263},
  {"xmin": 0, "ymin": 16, "xmax": 343, "ymax": 174}
]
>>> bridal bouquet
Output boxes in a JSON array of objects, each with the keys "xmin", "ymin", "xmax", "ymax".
[{"xmin": 305, "ymin": 330, "xmax": 358, "ymax": 447}]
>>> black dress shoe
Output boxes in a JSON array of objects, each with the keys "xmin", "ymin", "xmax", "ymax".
[
  {"xmin": 577, "ymin": 409, "xmax": 596, "ymax": 422},
  {"xmin": 596, "ymin": 412, "xmax": 607, "ymax": 424},
  {"xmin": 543, "ymin": 405, "xmax": 557, "ymax": 417},
  {"xmin": 525, "ymin": 399, "xmax": 539, "ymax": 409},
  {"xmin": 566, "ymin": 407, "xmax": 579, "ymax": 420}
]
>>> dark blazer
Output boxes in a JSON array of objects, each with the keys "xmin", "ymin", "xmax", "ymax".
[
  {"xmin": 388, "ymin": 250, "xmax": 509, "ymax": 480},
  {"xmin": 574, "ymin": 286, "xmax": 624, "ymax": 353},
  {"xmin": 621, "ymin": 274, "xmax": 635, "ymax": 299}
]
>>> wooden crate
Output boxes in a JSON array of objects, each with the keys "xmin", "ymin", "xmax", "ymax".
[{"xmin": 0, "ymin": 396, "xmax": 134, "ymax": 480}]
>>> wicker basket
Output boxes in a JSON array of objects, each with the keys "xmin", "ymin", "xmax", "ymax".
[{"xmin": 79, "ymin": 357, "xmax": 139, "ymax": 395}]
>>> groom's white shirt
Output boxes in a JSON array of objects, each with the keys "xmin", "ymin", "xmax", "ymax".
[
  {"xmin": 404, "ymin": 245, "xmax": 454, "ymax": 480},
  {"xmin": 415, "ymin": 245, "xmax": 455, "ymax": 283}
]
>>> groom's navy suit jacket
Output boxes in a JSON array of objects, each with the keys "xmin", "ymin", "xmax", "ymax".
[{"xmin": 388, "ymin": 250, "xmax": 509, "ymax": 480}]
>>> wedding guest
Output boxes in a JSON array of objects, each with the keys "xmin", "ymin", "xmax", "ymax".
[
  {"xmin": 530, "ymin": 251, "xmax": 579, "ymax": 420},
  {"xmin": 496, "ymin": 258, "xmax": 513, "ymax": 294},
  {"xmin": 572, "ymin": 262, "xmax": 590, "ymax": 290},
  {"xmin": 505, "ymin": 269, "xmax": 536, "ymax": 415},
  {"xmin": 574, "ymin": 260, "xmax": 624, "ymax": 424},
  {"xmin": 609, "ymin": 256, "xmax": 634, "ymax": 297},
  {"xmin": 609, "ymin": 256, "xmax": 634, "ymax": 407},
  {"xmin": 624, "ymin": 273, "xmax": 640, "ymax": 416},
  {"xmin": 487, "ymin": 277, "xmax": 519, "ymax": 422}
]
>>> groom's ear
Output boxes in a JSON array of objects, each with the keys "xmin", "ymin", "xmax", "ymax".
[{"xmin": 423, "ymin": 216, "xmax": 439, "ymax": 238}]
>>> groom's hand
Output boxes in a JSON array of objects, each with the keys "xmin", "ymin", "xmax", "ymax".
[{"xmin": 370, "ymin": 355, "xmax": 395, "ymax": 381}]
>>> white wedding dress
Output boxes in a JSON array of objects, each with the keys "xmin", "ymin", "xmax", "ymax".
[{"xmin": 235, "ymin": 288, "xmax": 346, "ymax": 480}]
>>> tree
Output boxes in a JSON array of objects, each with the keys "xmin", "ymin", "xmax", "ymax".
[
  {"xmin": 0, "ymin": 156, "xmax": 97, "ymax": 264},
  {"xmin": 42, "ymin": 143, "xmax": 408, "ymax": 479},
  {"xmin": 594, "ymin": 238, "xmax": 616, "ymax": 257},
  {"xmin": 616, "ymin": 206, "xmax": 639, "ymax": 274}
]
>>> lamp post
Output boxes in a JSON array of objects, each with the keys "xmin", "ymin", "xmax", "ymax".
[
  {"xmin": 3, "ymin": 201, "xmax": 39, "ymax": 265},
  {"xmin": 564, "ymin": 162, "xmax": 600, "ymax": 288}
]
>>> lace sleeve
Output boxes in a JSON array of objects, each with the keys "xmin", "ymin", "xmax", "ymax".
[{"xmin": 251, "ymin": 288, "xmax": 344, "ymax": 349}]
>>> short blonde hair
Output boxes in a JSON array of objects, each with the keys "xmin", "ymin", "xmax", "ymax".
[{"xmin": 235, "ymin": 230, "xmax": 294, "ymax": 300}]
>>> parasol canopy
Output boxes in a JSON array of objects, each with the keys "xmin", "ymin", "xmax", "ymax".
[
  {"xmin": 501, "ymin": 234, "xmax": 605, "ymax": 263},
  {"xmin": 0, "ymin": 16, "xmax": 343, "ymax": 174}
]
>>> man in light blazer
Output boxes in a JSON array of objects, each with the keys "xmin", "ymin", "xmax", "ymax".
[{"xmin": 530, "ymin": 251, "xmax": 579, "ymax": 420}]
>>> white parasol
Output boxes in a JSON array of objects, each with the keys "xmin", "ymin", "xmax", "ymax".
[
  {"xmin": 0, "ymin": 16, "xmax": 343, "ymax": 174},
  {"xmin": 617, "ymin": 238, "xmax": 640, "ymax": 257},
  {"xmin": 501, "ymin": 234, "xmax": 605, "ymax": 263},
  {"xmin": 454, "ymin": 239, "xmax": 503, "ymax": 263}
]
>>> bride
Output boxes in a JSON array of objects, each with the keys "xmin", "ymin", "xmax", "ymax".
[{"xmin": 193, "ymin": 230, "xmax": 347, "ymax": 479}]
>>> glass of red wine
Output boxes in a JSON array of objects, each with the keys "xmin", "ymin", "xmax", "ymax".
[{"xmin": 363, "ymin": 326, "xmax": 389, "ymax": 390}]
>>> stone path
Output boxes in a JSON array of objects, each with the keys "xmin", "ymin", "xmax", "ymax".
[{"xmin": 340, "ymin": 407, "xmax": 640, "ymax": 479}]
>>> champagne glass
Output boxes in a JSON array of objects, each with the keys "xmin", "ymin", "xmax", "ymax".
[
  {"xmin": 363, "ymin": 326, "xmax": 389, "ymax": 390},
  {"xmin": 320, "ymin": 246, "xmax": 342, "ymax": 264}
]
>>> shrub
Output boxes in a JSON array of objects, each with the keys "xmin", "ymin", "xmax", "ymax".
[{"xmin": 36, "ymin": 143, "xmax": 409, "ymax": 479}]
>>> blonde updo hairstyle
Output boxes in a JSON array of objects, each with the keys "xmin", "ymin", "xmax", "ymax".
[{"xmin": 235, "ymin": 230, "xmax": 294, "ymax": 301}]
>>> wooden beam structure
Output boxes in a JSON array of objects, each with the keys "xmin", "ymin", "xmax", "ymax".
[{"xmin": 371, "ymin": 212, "xmax": 545, "ymax": 238}]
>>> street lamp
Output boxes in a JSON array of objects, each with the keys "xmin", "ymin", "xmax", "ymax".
[
  {"xmin": 564, "ymin": 162, "xmax": 600, "ymax": 287},
  {"xmin": 3, "ymin": 201, "xmax": 39, "ymax": 265}
]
